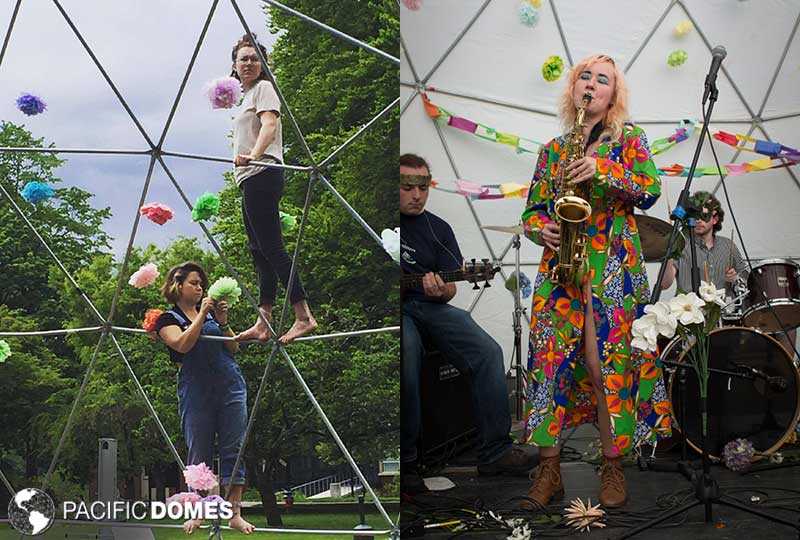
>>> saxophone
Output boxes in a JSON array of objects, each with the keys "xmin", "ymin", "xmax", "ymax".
[{"xmin": 550, "ymin": 92, "xmax": 593, "ymax": 286}]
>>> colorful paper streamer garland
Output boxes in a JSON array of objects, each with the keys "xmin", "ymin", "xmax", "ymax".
[{"xmin": 421, "ymin": 93, "xmax": 799, "ymax": 200}]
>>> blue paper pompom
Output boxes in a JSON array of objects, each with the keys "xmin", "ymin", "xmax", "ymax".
[
  {"xmin": 16, "ymin": 93, "xmax": 47, "ymax": 116},
  {"xmin": 518, "ymin": 2, "xmax": 539, "ymax": 27},
  {"xmin": 20, "ymin": 181, "xmax": 55, "ymax": 204},
  {"xmin": 505, "ymin": 271, "xmax": 533, "ymax": 299}
]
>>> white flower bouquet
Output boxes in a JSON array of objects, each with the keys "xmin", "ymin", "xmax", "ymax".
[{"xmin": 631, "ymin": 281, "xmax": 726, "ymax": 431}]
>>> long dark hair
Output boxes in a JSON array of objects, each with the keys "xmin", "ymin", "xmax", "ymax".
[{"xmin": 230, "ymin": 33, "xmax": 270, "ymax": 84}]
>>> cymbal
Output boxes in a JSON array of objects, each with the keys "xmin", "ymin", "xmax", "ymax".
[
  {"xmin": 482, "ymin": 224, "xmax": 524, "ymax": 235},
  {"xmin": 635, "ymin": 214, "xmax": 685, "ymax": 262}
]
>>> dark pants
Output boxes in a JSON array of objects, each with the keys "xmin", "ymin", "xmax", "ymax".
[
  {"xmin": 401, "ymin": 299, "xmax": 512, "ymax": 465},
  {"xmin": 241, "ymin": 168, "xmax": 306, "ymax": 306}
]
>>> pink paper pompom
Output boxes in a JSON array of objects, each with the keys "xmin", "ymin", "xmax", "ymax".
[
  {"xmin": 203, "ymin": 77, "xmax": 243, "ymax": 109},
  {"xmin": 183, "ymin": 463, "xmax": 218, "ymax": 491},
  {"xmin": 166, "ymin": 491, "xmax": 202, "ymax": 505},
  {"xmin": 402, "ymin": 0, "xmax": 422, "ymax": 10},
  {"xmin": 140, "ymin": 202, "xmax": 174, "ymax": 225},
  {"xmin": 128, "ymin": 263, "xmax": 159, "ymax": 289}
]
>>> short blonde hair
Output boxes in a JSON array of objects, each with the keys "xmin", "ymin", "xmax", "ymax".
[
  {"xmin": 161, "ymin": 262, "xmax": 209, "ymax": 304},
  {"xmin": 559, "ymin": 54, "xmax": 629, "ymax": 142}
]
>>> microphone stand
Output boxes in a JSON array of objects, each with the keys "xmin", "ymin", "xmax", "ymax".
[{"xmin": 617, "ymin": 76, "xmax": 800, "ymax": 538}]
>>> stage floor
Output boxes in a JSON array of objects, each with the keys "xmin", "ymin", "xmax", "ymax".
[{"xmin": 401, "ymin": 425, "xmax": 800, "ymax": 539}]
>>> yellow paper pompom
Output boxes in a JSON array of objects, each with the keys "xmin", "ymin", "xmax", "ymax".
[
  {"xmin": 526, "ymin": 0, "xmax": 542, "ymax": 7},
  {"xmin": 674, "ymin": 20, "xmax": 693, "ymax": 37}
]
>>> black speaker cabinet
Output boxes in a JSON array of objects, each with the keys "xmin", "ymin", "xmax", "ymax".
[{"xmin": 419, "ymin": 349, "xmax": 478, "ymax": 467}]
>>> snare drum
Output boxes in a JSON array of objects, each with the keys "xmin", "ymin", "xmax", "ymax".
[{"xmin": 741, "ymin": 259, "xmax": 800, "ymax": 333}]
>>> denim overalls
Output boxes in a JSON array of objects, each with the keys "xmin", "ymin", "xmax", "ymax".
[{"xmin": 170, "ymin": 309, "xmax": 248, "ymax": 485}]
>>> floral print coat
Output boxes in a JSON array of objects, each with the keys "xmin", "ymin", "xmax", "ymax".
[{"xmin": 521, "ymin": 123, "xmax": 672, "ymax": 455}]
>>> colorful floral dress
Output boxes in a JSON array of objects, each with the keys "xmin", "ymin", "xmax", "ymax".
[{"xmin": 521, "ymin": 123, "xmax": 672, "ymax": 456}]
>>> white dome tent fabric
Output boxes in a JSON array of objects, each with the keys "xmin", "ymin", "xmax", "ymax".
[{"xmin": 401, "ymin": 0, "xmax": 800, "ymax": 372}]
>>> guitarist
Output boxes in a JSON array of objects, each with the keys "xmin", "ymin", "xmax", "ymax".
[{"xmin": 400, "ymin": 153, "xmax": 536, "ymax": 496}]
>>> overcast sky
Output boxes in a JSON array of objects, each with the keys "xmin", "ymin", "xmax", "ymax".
[{"xmin": 0, "ymin": 1, "xmax": 283, "ymax": 256}]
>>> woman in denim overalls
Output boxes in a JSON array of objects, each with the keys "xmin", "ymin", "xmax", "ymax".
[{"xmin": 155, "ymin": 262, "xmax": 254, "ymax": 534}]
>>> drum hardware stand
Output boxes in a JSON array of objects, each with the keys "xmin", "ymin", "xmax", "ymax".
[
  {"xmin": 721, "ymin": 283, "xmax": 748, "ymax": 322},
  {"xmin": 620, "ymin": 69, "xmax": 800, "ymax": 539},
  {"xmin": 482, "ymin": 224, "xmax": 528, "ymax": 422},
  {"xmin": 506, "ymin": 232, "xmax": 526, "ymax": 421}
]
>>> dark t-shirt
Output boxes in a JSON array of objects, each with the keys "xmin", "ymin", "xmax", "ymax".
[
  {"xmin": 400, "ymin": 210, "xmax": 463, "ymax": 302},
  {"xmin": 154, "ymin": 305, "xmax": 216, "ymax": 363}
]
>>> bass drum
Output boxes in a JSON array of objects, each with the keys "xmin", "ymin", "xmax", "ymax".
[{"xmin": 667, "ymin": 327, "xmax": 800, "ymax": 460}]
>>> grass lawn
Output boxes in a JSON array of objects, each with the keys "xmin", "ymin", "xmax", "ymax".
[{"xmin": 1, "ymin": 512, "xmax": 395, "ymax": 540}]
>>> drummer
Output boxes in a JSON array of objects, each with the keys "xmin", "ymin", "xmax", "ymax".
[
  {"xmin": 661, "ymin": 191, "xmax": 797, "ymax": 359},
  {"xmin": 661, "ymin": 191, "xmax": 747, "ymax": 296}
]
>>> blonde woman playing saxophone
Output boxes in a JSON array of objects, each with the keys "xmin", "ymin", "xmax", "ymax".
[{"xmin": 520, "ymin": 54, "xmax": 671, "ymax": 510}]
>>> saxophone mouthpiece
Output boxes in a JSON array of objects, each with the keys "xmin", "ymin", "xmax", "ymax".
[{"xmin": 582, "ymin": 92, "xmax": 593, "ymax": 103}]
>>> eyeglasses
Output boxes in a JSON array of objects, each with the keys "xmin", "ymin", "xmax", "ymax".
[{"xmin": 236, "ymin": 55, "xmax": 261, "ymax": 64}]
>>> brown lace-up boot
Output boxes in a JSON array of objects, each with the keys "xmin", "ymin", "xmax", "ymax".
[
  {"xmin": 599, "ymin": 455, "xmax": 627, "ymax": 508},
  {"xmin": 520, "ymin": 454, "xmax": 564, "ymax": 510}
]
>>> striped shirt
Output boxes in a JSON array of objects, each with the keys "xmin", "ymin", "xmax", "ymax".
[{"xmin": 675, "ymin": 234, "xmax": 748, "ymax": 294}]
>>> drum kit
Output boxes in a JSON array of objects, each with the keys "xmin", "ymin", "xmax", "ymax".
[
  {"xmin": 484, "ymin": 215, "xmax": 800, "ymax": 459},
  {"xmin": 661, "ymin": 256, "xmax": 800, "ymax": 460},
  {"xmin": 639, "ymin": 212, "xmax": 800, "ymax": 460}
]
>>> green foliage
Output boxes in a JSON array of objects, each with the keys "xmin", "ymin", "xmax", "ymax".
[
  {"xmin": 0, "ymin": 121, "xmax": 111, "ymax": 328},
  {"xmin": 264, "ymin": 0, "xmax": 400, "ymax": 314},
  {"xmin": 0, "ymin": 305, "xmax": 70, "ymax": 472}
]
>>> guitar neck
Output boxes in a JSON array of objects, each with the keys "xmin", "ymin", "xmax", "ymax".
[{"xmin": 401, "ymin": 269, "xmax": 465, "ymax": 291}]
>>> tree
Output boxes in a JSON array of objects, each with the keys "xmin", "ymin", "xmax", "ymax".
[
  {"xmin": 0, "ymin": 121, "xmax": 111, "ymax": 490},
  {"xmin": 210, "ymin": 0, "xmax": 400, "ymax": 524},
  {"xmin": 0, "ymin": 121, "xmax": 111, "ymax": 330},
  {"xmin": 0, "ymin": 306, "xmax": 70, "ymax": 481}
]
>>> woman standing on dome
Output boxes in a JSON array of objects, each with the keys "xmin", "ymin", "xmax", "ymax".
[{"xmin": 229, "ymin": 34, "xmax": 316, "ymax": 344}]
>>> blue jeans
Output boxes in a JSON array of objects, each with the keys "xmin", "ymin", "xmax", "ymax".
[
  {"xmin": 178, "ymin": 318, "xmax": 248, "ymax": 485},
  {"xmin": 402, "ymin": 300, "xmax": 512, "ymax": 465}
]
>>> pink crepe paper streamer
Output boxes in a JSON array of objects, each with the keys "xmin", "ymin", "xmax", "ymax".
[
  {"xmin": 456, "ymin": 179, "xmax": 489, "ymax": 197},
  {"xmin": 448, "ymin": 116, "xmax": 478, "ymax": 133}
]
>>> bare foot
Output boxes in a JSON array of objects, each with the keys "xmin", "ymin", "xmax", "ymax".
[
  {"xmin": 182, "ymin": 518, "xmax": 204, "ymax": 534},
  {"xmin": 228, "ymin": 514, "xmax": 255, "ymax": 534},
  {"xmin": 278, "ymin": 316, "xmax": 318, "ymax": 344},
  {"xmin": 235, "ymin": 321, "xmax": 270, "ymax": 342}
]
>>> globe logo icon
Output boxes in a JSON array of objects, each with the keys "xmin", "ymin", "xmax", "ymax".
[{"xmin": 7, "ymin": 488, "xmax": 55, "ymax": 536}]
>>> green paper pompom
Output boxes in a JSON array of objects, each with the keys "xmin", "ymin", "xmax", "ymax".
[
  {"xmin": 0, "ymin": 340, "xmax": 10, "ymax": 363},
  {"xmin": 191, "ymin": 192, "xmax": 220, "ymax": 222},
  {"xmin": 542, "ymin": 55, "xmax": 564, "ymax": 82},
  {"xmin": 279, "ymin": 211, "xmax": 297, "ymax": 233},
  {"xmin": 667, "ymin": 49, "xmax": 688, "ymax": 67},
  {"xmin": 208, "ymin": 276, "xmax": 242, "ymax": 305}
]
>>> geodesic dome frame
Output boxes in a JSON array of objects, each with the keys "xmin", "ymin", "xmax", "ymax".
[{"xmin": 0, "ymin": 0, "xmax": 400, "ymax": 536}]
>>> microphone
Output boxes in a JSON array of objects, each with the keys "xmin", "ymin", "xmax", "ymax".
[
  {"xmin": 731, "ymin": 362, "xmax": 787, "ymax": 392},
  {"xmin": 767, "ymin": 375, "xmax": 788, "ymax": 392},
  {"xmin": 702, "ymin": 46, "xmax": 727, "ymax": 105}
]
